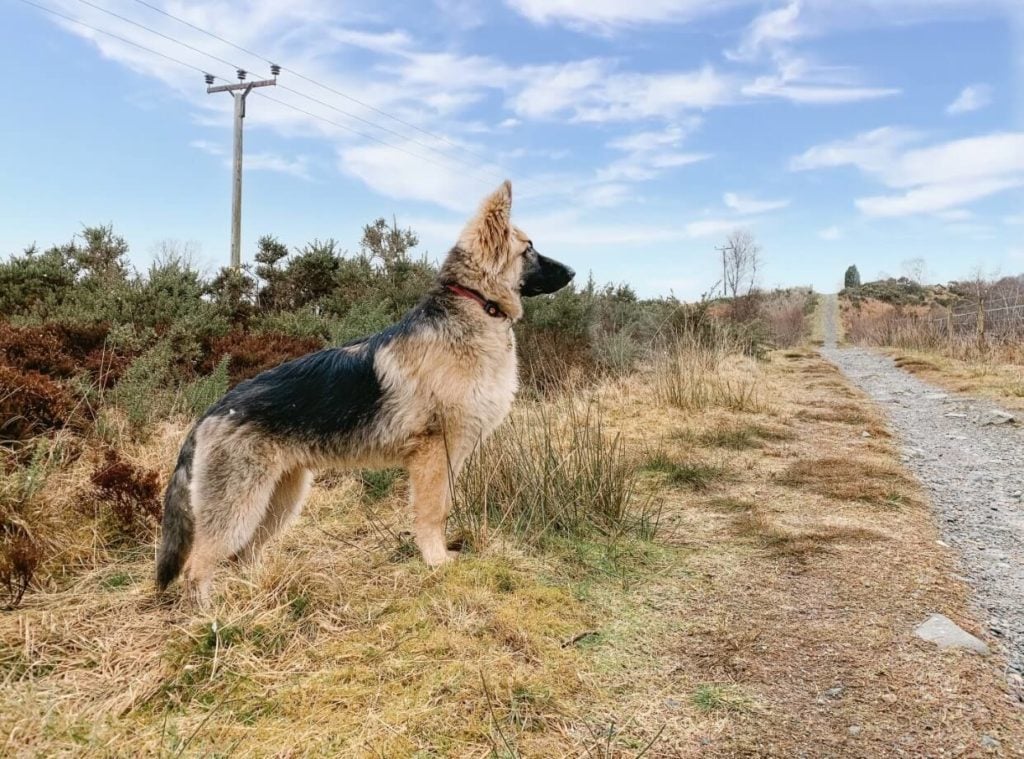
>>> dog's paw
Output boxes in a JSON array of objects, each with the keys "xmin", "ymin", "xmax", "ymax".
[{"xmin": 421, "ymin": 548, "xmax": 458, "ymax": 567}]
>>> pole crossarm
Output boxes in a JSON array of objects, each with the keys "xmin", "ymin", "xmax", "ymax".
[{"xmin": 207, "ymin": 78, "xmax": 277, "ymax": 94}]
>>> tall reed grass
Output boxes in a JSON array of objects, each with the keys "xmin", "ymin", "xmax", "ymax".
[
  {"xmin": 654, "ymin": 328, "xmax": 768, "ymax": 414},
  {"xmin": 453, "ymin": 401, "xmax": 658, "ymax": 548}
]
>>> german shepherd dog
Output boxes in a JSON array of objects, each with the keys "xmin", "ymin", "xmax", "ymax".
[{"xmin": 156, "ymin": 181, "xmax": 574, "ymax": 605}]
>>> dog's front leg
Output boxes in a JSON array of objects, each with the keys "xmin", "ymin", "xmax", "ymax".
[{"xmin": 407, "ymin": 441, "xmax": 459, "ymax": 567}]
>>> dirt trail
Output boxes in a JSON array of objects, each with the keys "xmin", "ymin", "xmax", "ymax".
[{"xmin": 820, "ymin": 294, "xmax": 1024, "ymax": 687}]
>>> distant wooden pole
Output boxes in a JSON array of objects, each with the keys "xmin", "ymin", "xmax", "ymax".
[{"xmin": 206, "ymin": 69, "xmax": 279, "ymax": 268}]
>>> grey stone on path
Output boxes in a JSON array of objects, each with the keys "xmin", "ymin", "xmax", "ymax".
[
  {"xmin": 817, "ymin": 294, "xmax": 1023, "ymax": 679},
  {"xmin": 981, "ymin": 409, "xmax": 1016, "ymax": 426},
  {"xmin": 914, "ymin": 613, "xmax": 990, "ymax": 655}
]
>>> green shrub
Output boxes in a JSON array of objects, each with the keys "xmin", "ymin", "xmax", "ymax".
[
  {"xmin": 180, "ymin": 355, "xmax": 230, "ymax": 417},
  {"xmin": 330, "ymin": 299, "xmax": 394, "ymax": 345},
  {"xmin": 111, "ymin": 340, "xmax": 177, "ymax": 431}
]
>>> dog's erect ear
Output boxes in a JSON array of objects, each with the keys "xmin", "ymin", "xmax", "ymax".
[{"xmin": 459, "ymin": 180, "xmax": 512, "ymax": 261}]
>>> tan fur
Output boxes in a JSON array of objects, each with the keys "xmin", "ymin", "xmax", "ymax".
[{"xmin": 175, "ymin": 181, "xmax": 538, "ymax": 607}]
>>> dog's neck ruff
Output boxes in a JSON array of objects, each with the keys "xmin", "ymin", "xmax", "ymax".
[{"xmin": 446, "ymin": 283, "xmax": 508, "ymax": 320}]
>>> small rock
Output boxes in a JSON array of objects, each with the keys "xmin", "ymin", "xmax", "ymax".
[
  {"xmin": 824, "ymin": 685, "xmax": 845, "ymax": 699},
  {"xmin": 981, "ymin": 410, "xmax": 1015, "ymax": 426},
  {"xmin": 980, "ymin": 735, "xmax": 1000, "ymax": 750},
  {"xmin": 936, "ymin": 540, "xmax": 949, "ymax": 548},
  {"xmin": 848, "ymin": 725, "xmax": 862, "ymax": 737},
  {"xmin": 664, "ymin": 698, "xmax": 680, "ymax": 709},
  {"xmin": 861, "ymin": 431, "xmax": 871, "ymax": 438},
  {"xmin": 925, "ymin": 393, "xmax": 949, "ymax": 400},
  {"xmin": 915, "ymin": 613, "xmax": 990, "ymax": 655},
  {"xmin": 944, "ymin": 412, "xmax": 967, "ymax": 419}
]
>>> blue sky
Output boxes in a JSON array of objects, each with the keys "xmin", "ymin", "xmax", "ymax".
[{"xmin": 1, "ymin": 0, "xmax": 1022, "ymax": 297}]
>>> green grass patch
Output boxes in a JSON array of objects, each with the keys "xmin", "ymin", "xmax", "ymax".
[
  {"xmin": 359, "ymin": 468, "xmax": 403, "ymax": 502},
  {"xmin": 643, "ymin": 453, "xmax": 728, "ymax": 491},
  {"xmin": 691, "ymin": 684, "xmax": 754, "ymax": 714}
]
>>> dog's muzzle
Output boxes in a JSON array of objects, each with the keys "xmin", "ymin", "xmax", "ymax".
[{"xmin": 520, "ymin": 252, "xmax": 575, "ymax": 296}]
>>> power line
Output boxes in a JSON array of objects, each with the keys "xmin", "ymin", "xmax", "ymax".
[
  {"xmin": 125, "ymin": 0, "xmax": 503, "ymax": 168},
  {"xmin": 70, "ymin": 0, "xmax": 264, "ymax": 78},
  {"xmin": 14, "ymin": 0, "xmax": 223, "ymax": 77},
  {"xmin": 73, "ymin": 0, "xmax": 508, "ymax": 183},
  {"xmin": 15, "ymin": 0, "xmax": 497, "ymax": 188}
]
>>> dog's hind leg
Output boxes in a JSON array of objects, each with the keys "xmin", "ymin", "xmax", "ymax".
[
  {"xmin": 408, "ymin": 440, "xmax": 462, "ymax": 567},
  {"xmin": 184, "ymin": 440, "xmax": 282, "ymax": 607},
  {"xmin": 233, "ymin": 467, "xmax": 312, "ymax": 566}
]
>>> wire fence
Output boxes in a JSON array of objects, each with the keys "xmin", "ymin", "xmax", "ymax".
[{"xmin": 893, "ymin": 300, "xmax": 1024, "ymax": 340}]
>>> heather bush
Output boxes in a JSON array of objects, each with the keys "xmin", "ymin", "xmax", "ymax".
[
  {"xmin": 0, "ymin": 439, "xmax": 61, "ymax": 608},
  {"xmin": 0, "ymin": 365, "xmax": 81, "ymax": 442},
  {"xmin": 201, "ymin": 330, "xmax": 323, "ymax": 386},
  {"xmin": 89, "ymin": 448, "xmax": 162, "ymax": 540}
]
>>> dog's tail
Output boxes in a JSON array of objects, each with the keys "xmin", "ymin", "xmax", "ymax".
[{"xmin": 156, "ymin": 426, "xmax": 197, "ymax": 590}]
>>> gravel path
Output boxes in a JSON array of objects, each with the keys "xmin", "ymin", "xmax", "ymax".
[{"xmin": 819, "ymin": 295, "xmax": 1024, "ymax": 686}]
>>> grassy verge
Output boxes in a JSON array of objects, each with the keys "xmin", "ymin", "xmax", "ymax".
[{"xmin": 885, "ymin": 349, "xmax": 1024, "ymax": 411}]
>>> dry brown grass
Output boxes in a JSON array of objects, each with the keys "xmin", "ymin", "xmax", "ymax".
[
  {"xmin": 890, "ymin": 349, "xmax": 1024, "ymax": 412},
  {"xmin": 0, "ymin": 465, "xmax": 610, "ymax": 755},
  {"xmin": 2, "ymin": 346, "xmax": 1022, "ymax": 756},
  {"xmin": 776, "ymin": 456, "xmax": 915, "ymax": 507},
  {"xmin": 572, "ymin": 348, "xmax": 1023, "ymax": 755}
]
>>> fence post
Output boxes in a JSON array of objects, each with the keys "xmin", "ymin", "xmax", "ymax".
[
  {"xmin": 946, "ymin": 306, "xmax": 953, "ymax": 345},
  {"xmin": 977, "ymin": 298, "xmax": 986, "ymax": 349}
]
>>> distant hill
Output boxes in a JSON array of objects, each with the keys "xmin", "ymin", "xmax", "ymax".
[
  {"xmin": 841, "ymin": 277, "xmax": 957, "ymax": 307},
  {"xmin": 842, "ymin": 274, "xmax": 1024, "ymax": 309}
]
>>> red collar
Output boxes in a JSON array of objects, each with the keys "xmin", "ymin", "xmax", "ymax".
[{"xmin": 446, "ymin": 283, "xmax": 507, "ymax": 319}]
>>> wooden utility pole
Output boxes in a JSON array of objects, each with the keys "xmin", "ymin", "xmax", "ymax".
[
  {"xmin": 205, "ymin": 67, "xmax": 279, "ymax": 268},
  {"xmin": 716, "ymin": 243, "xmax": 733, "ymax": 298}
]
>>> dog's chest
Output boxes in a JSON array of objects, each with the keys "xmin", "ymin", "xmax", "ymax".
[{"xmin": 463, "ymin": 340, "xmax": 517, "ymax": 430}]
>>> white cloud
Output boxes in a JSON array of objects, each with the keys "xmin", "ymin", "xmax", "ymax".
[
  {"xmin": 190, "ymin": 139, "xmax": 225, "ymax": 156},
  {"xmin": 891, "ymin": 133, "xmax": 1024, "ymax": 188},
  {"xmin": 795, "ymin": 130, "xmax": 1024, "ymax": 189},
  {"xmin": 580, "ymin": 183, "xmax": 634, "ymax": 207},
  {"xmin": 723, "ymin": 192, "xmax": 789, "ymax": 214},
  {"xmin": 191, "ymin": 139, "xmax": 310, "ymax": 178},
  {"xmin": 509, "ymin": 63, "xmax": 737, "ymax": 121},
  {"xmin": 856, "ymin": 178, "xmax": 1024, "ymax": 218},
  {"xmin": 599, "ymin": 125, "xmax": 710, "ymax": 183},
  {"xmin": 729, "ymin": 1, "xmax": 803, "ymax": 61},
  {"xmin": 818, "ymin": 225, "xmax": 841, "ymax": 240},
  {"xmin": 790, "ymin": 126, "xmax": 923, "ymax": 174},
  {"xmin": 505, "ymin": 0, "xmax": 743, "ymax": 32},
  {"xmin": 794, "ymin": 128, "xmax": 1024, "ymax": 216},
  {"xmin": 742, "ymin": 55, "xmax": 899, "ymax": 104},
  {"xmin": 246, "ymin": 152, "xmax": 312, "ymax": 179},
  {"xmin": 329, "ymin": 27, "xmax": 415, "ymax": 54},
  {"xmin": 337, "ymin": 142, "xmax": 500, "ymax": 212},
  {"xmin": 512, "ymin": 64, "xmax": 737, "ymax": 122},
  {"xmin": 947, "ymin": 84, "xmax": 993, "ymax": 115}
]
